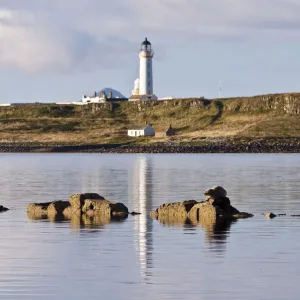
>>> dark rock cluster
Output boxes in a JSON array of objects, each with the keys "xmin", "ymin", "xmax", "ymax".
[{"xmin": 0, "ymin": 205, "xmax": 9, "ymax": 212}]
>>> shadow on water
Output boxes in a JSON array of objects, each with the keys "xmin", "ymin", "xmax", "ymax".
[{"xmin": 27, "ymin": 211, "xmax": 128, "ymax": 231}]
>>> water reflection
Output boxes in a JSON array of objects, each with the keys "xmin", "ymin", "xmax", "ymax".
[
  {"xmin": 131, "ymin": 156, "xmax": 153, "ymax": 279},
  {"xmin": 151, "ymin": 212, "xmax": 234, "ymax": 253},
  {"xmin": 27, "ymin": 210, "xmax": 128, "ymax": 231}
]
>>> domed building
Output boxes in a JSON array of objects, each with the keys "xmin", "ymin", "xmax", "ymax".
[{"xmin": 82, "ymin": 88, "xmax": 127, "ymax": 104}]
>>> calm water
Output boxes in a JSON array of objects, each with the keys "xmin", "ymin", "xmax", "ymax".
[{"xmin": 1, "ymin": 153, "xmax": 300, "ymax": 300}]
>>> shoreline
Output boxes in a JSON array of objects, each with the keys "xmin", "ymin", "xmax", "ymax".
[{"xmin": 1, "ymin": 138, "xmax": 300, "ymax": 153}]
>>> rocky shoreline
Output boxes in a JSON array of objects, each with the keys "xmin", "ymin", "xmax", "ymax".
[{"xmin": 0, "ymin": 137, "xmax": 300, "ymax": 153}]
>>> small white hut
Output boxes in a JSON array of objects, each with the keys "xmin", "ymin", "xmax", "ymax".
[{"xmin": 128, "ymin": 123, "xmax": 155, "ymax": 137}]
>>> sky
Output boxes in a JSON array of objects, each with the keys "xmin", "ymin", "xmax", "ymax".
[{"xmin": 1, "ymin": 0, "xmax": 300, "ymax": 103}]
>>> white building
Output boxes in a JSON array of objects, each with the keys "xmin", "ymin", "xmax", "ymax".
[
  {"xmin": 129, "ymin": 38, "xmax": 157, "ymax": 101},
  {"xmin": 128, "ymin": 123, "xmax": 155, "ymax": 137},
  {"xmin": 82, "ymin": 88, "xmax": 127, "ymax": 104}
]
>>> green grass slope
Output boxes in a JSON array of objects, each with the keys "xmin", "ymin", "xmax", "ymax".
[{"xmin": 0, "ymin": 93, "xmax": 299, "ymax": 144}]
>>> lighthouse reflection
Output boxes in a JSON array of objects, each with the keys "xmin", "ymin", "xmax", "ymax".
[{"xmin": 131, "ymin": 156, "xmax": 153, "ymax": 279}]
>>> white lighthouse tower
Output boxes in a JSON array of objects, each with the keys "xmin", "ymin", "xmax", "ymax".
[
  {"xmin": 139, "ymin": 38, "xmax": 153, "ymax": 96},
  {"xmin": 130, "ymin": 38, "xmax": 157, "ymax": 101}
]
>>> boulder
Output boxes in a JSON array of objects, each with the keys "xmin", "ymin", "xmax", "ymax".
[
  {"xmin": 69, "ymin": 193, "xmax": 105, "ymax": 212},
  {"xmin": 150, "ymin": 200, "xmax": 197, "ymax": 220},
  {"xmin": 150, "ymin": 186, "xmax": 253, "ymax": 225},
  {"xmin": 188, "ymin": 201, "xmax": 227, "ymax": 223},
  {"xmin": 81, "ymin": 199, "xmax": 129, "ymax": 217},
  {"xmin": 47, "ymin": 201, "xmax": 71, "ymax": 215},
  {"xmin": 204, "ymin": 186, "xmax": 227, "ymax": 200},
  {"xmin": 0, "ymin": 205, "xmax": 9, "ymax": 212},
  {"xmin": 27, "ymin": 202, "xmax": 52, "ymax": 217},
  {"xmin": 27, "ymin": 193, "xmax": 129, "ymax": 226},
  {"xmin": 265, "ymin": 213, "xmax": 277, "ymax": 219}
]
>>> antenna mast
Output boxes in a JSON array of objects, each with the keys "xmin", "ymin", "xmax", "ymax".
[{"xmin": 218, "ymin": 80, "xmax": 222, "ymax": 99}]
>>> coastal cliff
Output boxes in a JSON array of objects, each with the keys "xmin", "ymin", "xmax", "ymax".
[{"xmin": 0, "ymin": 93, "xmax": 300, "ymax": 152}]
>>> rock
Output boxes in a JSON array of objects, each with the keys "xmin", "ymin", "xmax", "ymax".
[
  {"xmin": 204, "ymin": 186, "xmax": 227, "ymax": 200},
  {"xmin": 27, "ymin": 202, "xmax": 52, "ymax": 217},
  {"xmin": 130, "ymin": 211, "xmax": 142, "ymax": 215},
  {"xmin": 150, "ymin": 186, "xmax": 253, "ymax": 225},
  {"xmin": 47, "ymin": 201, "xmax": 71, "ymax": 215},
  {"xmin": 0, "ymin": 205, "xmax": 9, "ymax": 212},
  {"xmin": 150, "ymin": 200, "xmax": 197, "ymax": 220},
  {"xmin": 69, "ymin": 193, "xmax": 105, "ymax": 212},
  {"xmin": 188, "ymin": 201, "xmax": 227, "ymax": 223},
  {"xmin": 232, "ymin": 212, "xmax": 254, "ymax": 219},
  {"xmin": 265, "ymin": 213, "xmax": 277, "ymax": 219},
  {"xmin": 81, "ymin": 199, "xmax": 128, "ymax": 217},
  {"xmin": 207, "ymin": 197, "xmax": 240, "ymax": 215}
]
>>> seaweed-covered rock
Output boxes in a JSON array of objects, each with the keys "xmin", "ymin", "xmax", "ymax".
[
  {"xmin": 69, "ymin": 193, "xmax": 105, "ymax": 212},
  {"xmin": 0, "ymin": 205, "xmax": 9, "ymax": 212}
]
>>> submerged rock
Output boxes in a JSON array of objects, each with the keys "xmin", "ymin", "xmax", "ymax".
[{"xmin": 0, "ymin": 205, "xmax": 9, "ymax": 212}]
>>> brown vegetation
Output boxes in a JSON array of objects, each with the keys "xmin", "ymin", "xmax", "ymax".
[{"xmin": 1, "ymin": 93, "xmax": 300, "ymax": 145}]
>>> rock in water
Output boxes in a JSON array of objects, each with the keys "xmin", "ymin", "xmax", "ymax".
[
  {"xmin": 27, "ymin": 201, "xmax": 70, "ymax": 219},
  {"xmin": 27, "ymin": 193, "xmax": 129, "ymax": 224},
  {"xmin": 204, "ymin": 186, "xmax": 227, "ymax": 200},
  {"xmin": 69, "ymin": 193, "xmax": 105, "ymax": 212},
  {"xmin": 81, "ymin": 199, "xmax": 128, "ymax": 217},
  {"xmin": 150, "ymin": 186, "xmax": 253, "ymax": 224},
  {"xmin": 150, "ymin": 200, "xmax": 198, "ymax": 220},
  {"xmin": 27, "ymin": 202, "xmax": 53, "ymax": 217},
  {"xmin": 265, "ymin": 213, "xmax": 277, "ymax": 219},
  {"xmin": 0, "ymin": 205, "xmax": 9, "ymax": 212}
]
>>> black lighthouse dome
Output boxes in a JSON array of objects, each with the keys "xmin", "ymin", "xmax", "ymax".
[{"xmin": 141, "ymin": 37, "xmax": 152, "ymax": 51}]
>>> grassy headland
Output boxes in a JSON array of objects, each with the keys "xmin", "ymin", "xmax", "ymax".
[{"xmin": 0, "ymin": 93, "xmax": 300, "ymax": 152}]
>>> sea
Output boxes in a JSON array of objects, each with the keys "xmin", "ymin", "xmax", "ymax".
[{"xmin": 0, "ymin": 153, "xmax": 300, "ymax": 300}]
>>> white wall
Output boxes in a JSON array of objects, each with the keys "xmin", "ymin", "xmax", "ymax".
[{"xmin": 128, "ymin": 125, "xmax": 155, "ymax": 137}]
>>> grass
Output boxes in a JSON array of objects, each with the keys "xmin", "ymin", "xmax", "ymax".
[{"xmin": 0, "ymin": 93, "xmax": 300, "ymax": 144}]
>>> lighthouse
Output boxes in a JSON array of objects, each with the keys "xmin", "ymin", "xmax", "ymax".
[
  {"xmin": 129, "ymin": 38, "xmax": 157, "ymax": 101},
  {"xmin": 139, "ymin": 38, "xmax": 153, "ymax": 96}
]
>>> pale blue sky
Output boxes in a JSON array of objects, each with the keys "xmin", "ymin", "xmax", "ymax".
[{"xmin": 0, "ymin": 0, "xmax": 300, "ymax": 103}]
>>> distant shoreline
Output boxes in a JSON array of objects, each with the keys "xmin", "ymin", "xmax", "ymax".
[{"xmin": 1, "ymin": 138, "xmax": 300, "ymax": 153}]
